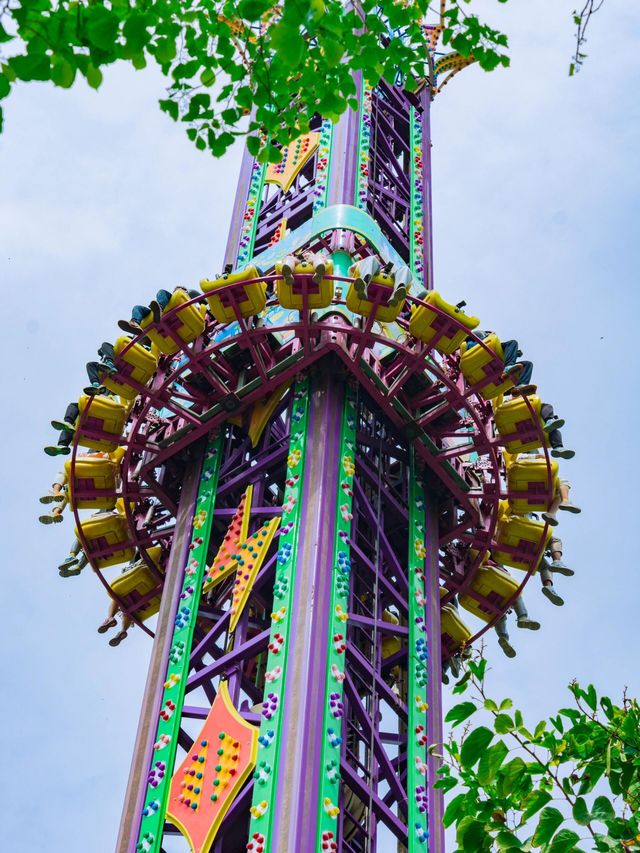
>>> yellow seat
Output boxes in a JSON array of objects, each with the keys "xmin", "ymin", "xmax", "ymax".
[
  {"xmin": 77, "ymin": 394, "xmax": 127, "ymax": 452},
  {"xmin": 77, "ymin": 511, "xmax": 135, "ymax": 569},
  {"xmin": 64, "ymin": 454, "xmax": 119, "ymax": 510},
  {"xmin": 459, "ymin": 564, "xmax": 520, "ymax": 622},
  {"xmin": 441, "ymin": 603, "xmax": 472, "ymax": 655},
  {"xmin": 459, "ymin": 333, "xmax": 513, "ymax": 400},
  {"xmin": 409, "ymin": 292, "xmax": 479, "ymax": 355},
  {"xmin": 275, "ymin": 258, "xmax": 334, "ymax": 309},
  {"xmin": 201, "ymin": 266, "xmax": 267, "ymax": 323},
  {"xmin": 507, "ymin": 456, "xmax": 559, "ymax": 514},
  {"xmin": 110, "ymin": 546, "xmax": 163, "ymax": 622},
  {"xmin": 140, "ymin": 289, "xmax": 206, "ymax": 355},
  {"xmin": 346, "ymin": 267, "xmax": 404, "ymax": 323},
  {"xmin": 495, "ymin": 395, "xmax": 546, "ymax": 454},
  {"xmin": 101, "ymin": 336, "xmax": 159, "ymax": 400},
  {"xmin": 493, "ymin": 505, "xmax": 551, "ymax": 572}
]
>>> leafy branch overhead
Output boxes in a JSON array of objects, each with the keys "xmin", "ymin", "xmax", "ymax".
[
  {"xmin": 439, "ymin": 656, "xmax": 640, "ymax": 852},
  {"xmin": 0, "ymin": 0, "xmax": 513, "ymax": 158}
]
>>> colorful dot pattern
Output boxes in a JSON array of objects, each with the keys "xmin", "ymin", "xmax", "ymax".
[
  {"xmin": 354, "ymin": 85, "xmax": 373, "ymax": 210},
  {"xmin": 410, "ymin": 106, "xmax": 426, "ymax": 290},
  {"xmin": 312, "ymin": 120, "xmax": 333, "ymax": 213},
  {"xmin": 236, "ymin": 159, "xmax": 267, "ymax": 268},
  {"xmin": 315, "ymin": 389, "xmax": 357, "ymax": 849},
  {"xmin": 408, "ymin": 459, "xmax": 430, "ymax": 849},
  {"xmin": 135, "ymin": 436, "xmax": 223, "ymax": 853},
  {"xmin": 247, "ymin": 377, "xmax": 310, "ymax": 849}
]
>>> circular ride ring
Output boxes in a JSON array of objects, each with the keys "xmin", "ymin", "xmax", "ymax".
[{"xmin": 68, "ymin": 275, "xmax": 554, "ymax": 655}]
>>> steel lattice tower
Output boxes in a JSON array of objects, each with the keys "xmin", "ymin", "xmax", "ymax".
[{"xmin": 48, "ymin": 19, "xmax": 562, "ymax": 853}]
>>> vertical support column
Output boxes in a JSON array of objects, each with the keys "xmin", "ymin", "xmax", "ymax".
[
  {"xmin": 248, "ymin": 373, "xmax": 346, "ymax": 852},
  {"xmin": 116, "ymin": 435, "xmax": 223, "ymax": 853},
  {"xmin": 408, "ymin": 453, "xmax": 445, "ymax": 852},
  {"xmin": 314, "ymin": 386, "xmax": 357, "ymax": 851}
]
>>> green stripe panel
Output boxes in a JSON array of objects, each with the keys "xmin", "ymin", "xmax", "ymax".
[
  {"xmin": 237, "ymin": 159, "xmax": 267, "ymax": 268},
  {"xmin": 408, "ymin": 453, "xmax": 430, "ymax": 849},
  {"xmin": 409, "ymin": 105, "xmax": 426, "ymax": 290},
  {"xmin": 354, "ymin": 82, "xmax": 373, "ymax": 209},
  {"xmin": 315, "ymin": 387, "xmax": 357, "ymax": 849},
  {"xmin": 136, "ymin": 434, "xmax": 223, "ymax": 853},
  {"xmin": 247, "ymin": 377, "xmax": 310, "ymax": 847}
]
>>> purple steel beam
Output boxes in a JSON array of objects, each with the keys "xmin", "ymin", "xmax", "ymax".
[
  {"xmin": 115, "ymin": 448, "xmax": 203, "ymax": 853},
  {"xmin": 271, "ymin": 371, "xmax": 344, "ymax": 848}
]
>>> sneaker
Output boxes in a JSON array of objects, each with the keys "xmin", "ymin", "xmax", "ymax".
[
  {"xmin": 503, "ymin": 363, "xmax": 524, "ymax": 379},
  {"xmin": 542, "ymin": 585, "xmax": 564, "ymax": 606},
  {"xmin": 498, "ymin": 636, "xmax": 516, "ymax": 658},
  {"xmin": 39, "ymin": 514, "xmax": 54, "ymax": 525},
  {"xmin": 550, "ymin": 559, "xmax": 574, "ymax": 576},
  {"xmin": 59, "ymin": 566, "xmax": 82, "ymax": 577},
  {"xmin": 551, "ymin": 448, "xmax": 575, "ymax": 460},
  {"xmin": 541, "ymin": 512, "xmax": 559, "ymax": 527},
  {"xmin": 52, "ymin": 513, "xmax": 63, "ymax": 523},
  {"xmin": 559, "ymin": 502, "xmax": 581, "ymax": 514},
  {"xmin": 512, "ymin": 384, "xmax": 537, "ymax": 396},
  {"xmin": 517, "ymin": 617, "xmax": 541, "ymax": 631},
  {"xmin": 449, "ymin": 656, "xmax": 461, "ymax": 678},
  {"xmin": 281, "ymin": 261, "xmax": 295, "ymax": 287},
  {"xmin": 109, "ymin": 629, "xmax": 128, "ymax": 647},
  {"xmin": 99, "ymin": 360, "xmax": 118, "ymax": 375},
  {"xmin": 83, "ymin": 384, "xmax": 107, "ymax": 397},
  {"xmin": 40, "ymin": 494, "xmax": 64, "ymax": 504},
  {"xmin": 353, "ymin": 276, "xmax": 367, "ymax": 299},
  {"xmin": 311, "ymin": 261, "xmax": 326, "ymax": 285},
  {"xmin": 58, "ymin": 555, "xmax": 78, "ymax": 569},
  {"xmin": 51, "ymin": 420, "xmax": 74, "ymax": 433},
  {"xmin": 441, "ymin": 670, "xmax": 450, "ymax": 685},
  {"xmin": 150, "ymin": 300, "xmax": 162, "ymax": 323},
  {"xmin": 389, "ymin": 285, "xmax": 407, "ymax": 307},
  {"xmin": 97, "ymin": 617, "xmax": 118, "ymax": 634},
  {"xmin": 544, "ymin": 417, "xmax": 565, "ymax": 432},
  {"xmin": 44, "ymin": 445, "xmax": 71, "ymax": 457},
  {"xmin": 118, "ymin": 319, "xmax": 143, "ymax": 335}
]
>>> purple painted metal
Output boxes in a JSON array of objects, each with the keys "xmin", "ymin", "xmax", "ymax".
[
  {"xmin": 271, "ymin": 371, "xmax": 345, "ymax": 848},
  {"xmin": 115, "ymin": 449, "xmax": 203, "ymax": 853}
]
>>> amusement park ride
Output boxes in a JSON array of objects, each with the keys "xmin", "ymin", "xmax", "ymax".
[{"xmin": 41, "ymin": 11, "xmax": 577, "ymax": 853}]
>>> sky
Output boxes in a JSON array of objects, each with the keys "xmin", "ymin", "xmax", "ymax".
[{"xmin": 1, "ymin": 1, "xmax": 639, "ymax": 850}]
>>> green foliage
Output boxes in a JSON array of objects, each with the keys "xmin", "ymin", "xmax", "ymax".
[
  {"xmin": 440, "ymin": 659, "xmax": 640, "ymax": 852},
  {"xmin": 0, "ymin": 0, "xmax": 513, "ymax": 158}
]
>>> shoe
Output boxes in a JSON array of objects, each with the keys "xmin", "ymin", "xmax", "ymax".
[
  {"xmin": 40, "ymin": 494, "xmax": 64, "ymax": 504},
  {"xmin": 109, "ymin": 630, "xmax": 128, "ymax": 647},
  {"xmin": 442, "ymin": 671, "xmax": 450, "ymax": 685},
  {"xmin": 513, "ymin": 384, "xmax": 537, "ymax": 396},
  {"xmin": 542, "ymin": 585, "xmax": 564, "ymax": 606},
  {"xmin": 353, "ymin": 276, "xmax": 367, "ymax": 299},
  {"xmin": 150, "ymin": 300, "xmax": 162, "ymax": 323},
  {"xmin": 44, "ymin": 446, "xmax": 71, "ymax": 457},
  {"xmin": 311, "ymin": 261, "xmax": 326, "ymax": 285},
  {"xmin": 389, "ymin": 285, "xmax": 407, "ymax": 306},
  {"xmin": 498, "ymin": 636, "xmax": 516, "ymax": 658},
  {"xmin": 59, "ymin": 566, "xmax": 82, "ymax": 577},
  {"xmin": 83, "ymin": 384, "xmax": 107, "ymax": 396},
  {"xmin": 281, "ymin": 261, "xmax": 295, "ymax": 287},
  {"xmin": 449, "ymin": 656, "xmax": 461, "ymax": 678},
  {"xmin": 99, "ymin": 359, "xmax": 118, "ymax": 375},
  {"xmin": 550, "ymin": 559, "xmax": 574, "ymax": 576},
  {"xmin": 118, "ymin": 319, "xmax": 143, "ymax": 335},
  {"xmin": 51, "ymin": 420, "xmax": 74, "ymax": 433},
  {"xmin": 559, "ymin": 502, "xmax": 581, "ymax": 514},
  {"xmin": 541, "ymin": 512, "xmax": 559, "ymax": 526},
  {"xmin": 544, "ymin": 417, "xmax": 565, "ymax": 432},
  {"xmin": 52, "ymin": 513, "xmax": 63, "ymax": 523},
  {"xmin": 39, "ymin": 514, "xmax": 54, "ymax": 525},
  {"xmin": 517, "ymin": 617, "xmax": 541, "ymax": 631},
  {"xmin": 551, "ymin": 448, "xmax": 575, "ymax": 459},
  {"xmin": 97, "ymin": 617, "xmax": 118, "ymax": 634},
  {"xmin": 58, "ymin": 555, "xmax": 79, "ymax": 570},
  {"xmin": 503, "ymin": 363, "xmax": 524, "ymax": 379}
]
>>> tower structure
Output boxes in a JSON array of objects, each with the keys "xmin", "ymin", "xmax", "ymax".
[{"xmin": 45, "ymin": 14, "xmax": 566, "ymax": 853}]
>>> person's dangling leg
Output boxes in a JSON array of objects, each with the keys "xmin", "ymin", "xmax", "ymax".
[
  {"xmin": 98, "ymin": 599, "xmax": 119, "ymax": 633},
  {"xmin": 540, "ymin": 561, "xmax": 564, "ymax": 606},
  {"xmin": 549, "ymin": 536, "xmax": 572, "ymax": 575},
  {"xmin": 495, "ymin": 615, "xmax": 516, "ymax": 658},
  {"xmin": 513, "ymin": 596, "xmax": 540, "ymax": 630},
  {"xmin": 558, "ymin": 478, "xmax": 581, "ymax": 514}
]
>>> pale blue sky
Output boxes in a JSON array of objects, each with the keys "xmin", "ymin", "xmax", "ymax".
[{"xmin": 1, "ymin": 1, "xmax": 639, "ymax": 850}]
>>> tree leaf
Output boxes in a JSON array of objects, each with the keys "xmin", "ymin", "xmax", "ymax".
[
  {"xmin": 521, "ymin": 788, "xmax": 552, "ymax": 821},
  {"xmin": 478, "ymin": 739, "xmax": 508, "ymax": 786},
  {"xmin": 495, "ymin": 713, "xmax": 515, "ymax": 734},
  {"xmin": 85, "ymin": 6, "xmax": 119, "ymax": 51},
  {"xmin": 443, "ymin": 793, "xmax": 468, "ymax": 828},
  {"xmin": 445, "ymin": 701, "xmax": 478, "ymax": 728},
  {"xmin": 533, "ymin": 807, "xmax": 564, "ymax": 846},
  {"xmin": 548, "ymin": 828, "xmax": 581, "ymax": 852},
  {"xmin": 591, "ymin": 795, "xmax": 615, "ymax": 822},
  {"xmin": 51, "ymin": 57, "xmax": 75, "ymax": 89},
  {"xmin": 461, "ymin": 726, "xmax": 493, "ymax": 768},
  {"xmin": 571, "ymin": 796, "xmax": 590, "ymax": 826}
]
